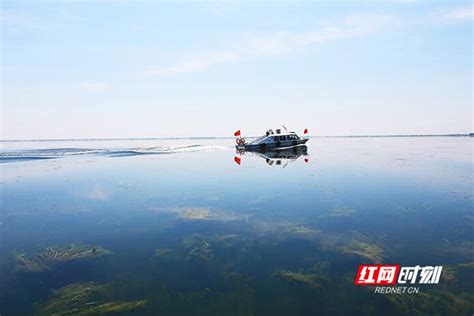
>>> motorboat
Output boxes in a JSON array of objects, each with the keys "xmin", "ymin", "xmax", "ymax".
[{"xmin": 234, "ymin": 127, "xmax": 309, "ymax": 150}]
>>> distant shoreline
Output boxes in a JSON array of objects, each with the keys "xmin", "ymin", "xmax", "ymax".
[{"xmin": 1, "ymin": 133, "xmax": 472, "ymax": 142}]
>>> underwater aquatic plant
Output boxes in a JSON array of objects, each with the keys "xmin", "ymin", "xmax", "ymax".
[
  {"xmin": 180, "ymin": 208, "xmax": 211, "ymax": 220},
  {"xmin": 14, "ymin": 244, "xmax": 111, "ymax": 272},
  {"xmin": 273, "ymin": 270, "xmax": 325, "ymax": 289},
  {"xmin": 154, "ymin": 248, "xmax": 174, "ymax": 257},
  {"xmin": 342, "ymin": 241, "xmax": 384, "ymax": 263},
  {"xmin": 35, "ymin": 282, "xmax": 147, "ymax": 316},
  {"xmin": 254, "ymin": 220, "xmax": 321, "ymax": 242},
  {"xmin": 441, "ymin": 262, "xmax": 474, "ymax": 290},
  {"xmin": 150, "ymin": 206, "xmax": 241, "ymax": 221},
  {"xmin": 183, "ymin": 235, "xmax": 214, "ymax": 263},
  {"xmin": 180, "ymin": 208, "xmax": 241, "ymax": 221}
]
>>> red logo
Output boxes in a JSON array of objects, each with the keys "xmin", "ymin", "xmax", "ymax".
[{"xmin": 354, "ymin": 264, "xmax": 400, "ymax": 285}]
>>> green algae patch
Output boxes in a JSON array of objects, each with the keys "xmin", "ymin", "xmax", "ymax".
[
  {"xmin": 342, "ymin": 241, "xmax": 383, "ymax": 263},
  {"xmin": 442, "ymin": 266, "xmax": 456, "ymax": 284},
  {"xmin": 177, "ymin": 207, "xmax": 241, "ymax": 221},
  {"xmin": 254, "ymin": 221, "xmax": 321, "ymax": 243},
  {"xmin": 34, "ymin": 282, "xmax": 147, "ymax": 316},
  {"xmin": 457, "ymin": 262, "xmax": 474, "ymax": 269},
  {"xmin": 276, "ymin": 221, "xmax": 320, "ymax": 237},
  {"xmin": 442, "ymin": 262, "xmax": 474, "ymax": 292},
  {"xmin": 440, "ymin": 262, "xmax": 474, "ymax": 284},
  {"xmin": 215, "ymin": 234, "xmax": 240, "ymax": 242},
  {"xmin": 180, "ymin": 208, "xmax": 211, "ymax": 220},
  {"xmin": 14, "ymin": 244, "xmax": 111, "ymax": 272},
  {"xmin": 273, "ymin": 270, "xmax": 325, "ymax": 289},
  {"xmin": 154, "ymin": 248, "xmax": 174, "ymax": 258},
  {"xmin": 183, "ymin": 234, "xmax": 214, "ymax": 263}
]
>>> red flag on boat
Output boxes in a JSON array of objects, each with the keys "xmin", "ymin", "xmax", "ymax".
[
  {"xmin": 234, "ymin": 156, "xmax": 241, "ymax": 165},
  {"xmin": 234, "ymin": 130, "xmax": 241, "ymax": 137},
  {"xmin": 304, "ymin": 128, "xmax": 308, "ymax": 134},
  {"xmin": 304, "ymin": 158, "xmax": 309, "ymax": 163}
]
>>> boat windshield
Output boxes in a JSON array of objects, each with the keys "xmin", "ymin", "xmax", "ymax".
[{"xmin": 251, "ymin": 135, "xmax": 267, "ymax": 144}]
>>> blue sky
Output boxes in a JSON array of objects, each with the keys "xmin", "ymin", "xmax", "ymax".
[{"xmin": 1, "ymin": 1, "xmax": 472, "ymax": 139}]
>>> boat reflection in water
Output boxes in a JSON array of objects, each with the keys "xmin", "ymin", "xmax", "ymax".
[{"xmin": 234, "ymin": 145, "xmax": 308, "ymax": 167}]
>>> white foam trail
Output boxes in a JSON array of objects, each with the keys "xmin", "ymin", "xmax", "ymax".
[
  {"xmin": 130, "ymin": 145, "xmax": 232, "ymax": 154},
  {"xmin": 0, "ymin": 144, "xmax": 232, "ymax": 162}
]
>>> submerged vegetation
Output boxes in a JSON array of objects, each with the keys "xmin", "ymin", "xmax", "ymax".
[
  {"xmin": 273, "ymin": 270, "xmax": 325, "ymax": 289},
  {"xmin": 14, "ymin": 244, "xmax": 111, "ymax": 272},
  {"xmin": 154, "ymin": 248, "xmax": 174, "ymax": 258},
  {"xmin": 181, "ymin": 233, "xmax": 250, "ymax": 264},
  {"xmin": 5, "ymin": 224, "xmax": 473, "ymax": 316},
  {"xmin": 183, "ymin": 234, "xmax": 214, "ymax": 263},
  {"xmin": 342, "ymin": 241, "xmax": 384, "ymax": 263},
  {"xmin": 254, "ymin": 220, "xmax": 321, "ymax": 242},
  {"xmin": 279, "ymin": 222, "xmax": 320, "ymax": 237},
  {"xmin": 442, "ymin": 262, "xmax": 474, "ymax": 291},
  {"xmin": 180, "ymin": 208, "xmax": 211, "ymax": 220},
  {"xmin": 35, "ymin": 282, "xmax": 147, "ymax": 316}
]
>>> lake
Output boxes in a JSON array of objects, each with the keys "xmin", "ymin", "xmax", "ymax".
[{"xmin": 0, "ymin": 137, "xmax": 473, "ymax": 315}]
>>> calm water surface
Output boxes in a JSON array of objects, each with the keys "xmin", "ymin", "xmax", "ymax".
[{"xmin": 0, "ymin": 137, "xmax": 473, "ymax": 315}]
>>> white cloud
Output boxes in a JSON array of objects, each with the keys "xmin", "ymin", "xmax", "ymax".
[
  {"xmin": 141, "ymin": 13, "xmax": 396, "ymax": 77},
  {"xmin": 433, "ymin": 5, "xmax": 473, "ymax": 22},
  {"xmin": 80, "ymin": 81, "xmax": 108, "ymax": 92},
  {"xmin": 143, "ymin": 51, "xmax": 241, "ymax": 76}
]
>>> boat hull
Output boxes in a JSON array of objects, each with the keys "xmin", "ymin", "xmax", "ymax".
[{"xmin": 236, "ymin": 138, "xmax": 308, "ymax": 151}]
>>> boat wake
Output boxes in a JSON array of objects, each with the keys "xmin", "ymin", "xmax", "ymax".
[{"xmin": 0, "ymin": 145, "xmax": 231, "ymax": 163}]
